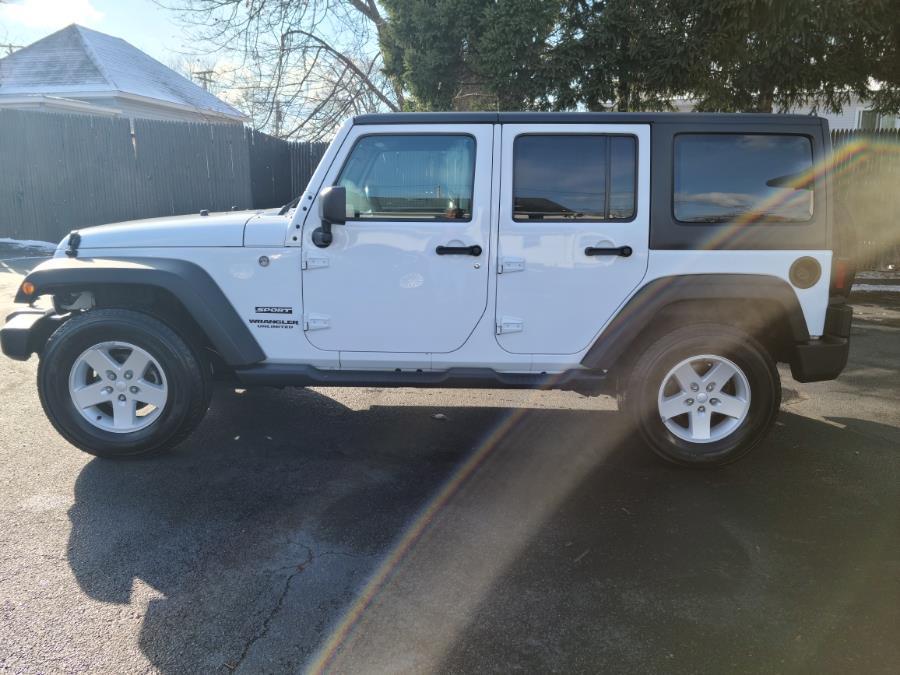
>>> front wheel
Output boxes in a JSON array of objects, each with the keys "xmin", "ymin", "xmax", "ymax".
[
  {"xmin": 38, "ymin": 309, "xmax": 211, "ymax": 457},
  {"xmin": 620, "ymin": 324, "xmax": 781, "ymax": 467}
]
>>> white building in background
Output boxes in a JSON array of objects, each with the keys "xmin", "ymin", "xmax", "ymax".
[
  {"xmin": 672, "ymin": 96, "xmax": 898, "ymax": 130},
  {"xmin": 0, "ymin": 24, "xmax": 247, "ymax": 124},
  {"xmin": 793, "ymin": 100, "xmax": 897, "ymax": 131}
]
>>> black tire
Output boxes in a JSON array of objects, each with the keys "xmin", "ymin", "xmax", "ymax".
[
  {"xmin": 38, "ymin": 309, "xmax": 211, "ymax": 458},
  {"xmin": 620, "ymin": 323, "xmax": 781, "ymax": 468}
]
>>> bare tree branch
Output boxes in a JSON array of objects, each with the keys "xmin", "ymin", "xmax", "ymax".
[
  {"xmin": 158, "ymin": 0, "xmax": 400, "ymax": 139},
  {"xmin": 282, "ymin": 27, "xmax": 398, "ymax": 112}
]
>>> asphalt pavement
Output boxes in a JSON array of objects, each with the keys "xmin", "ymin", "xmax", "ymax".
[{"xmin": 0, "ymin": 254, "xmax": 898, "ymax": 674}]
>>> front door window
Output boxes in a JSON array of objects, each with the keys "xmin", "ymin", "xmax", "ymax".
[{"xmin": 337, "ymin": 135, "xmax": 476, "ymax": 221}]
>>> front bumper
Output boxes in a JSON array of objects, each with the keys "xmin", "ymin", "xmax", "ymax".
[
  {"xmin": 1, "ymin": 309, "xmax": 65, "ymax": 361},
  {"xmin": 789, "ymin": 304, "xmax": 853, "ymax": 383}
]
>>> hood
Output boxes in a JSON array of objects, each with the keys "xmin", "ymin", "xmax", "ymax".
[{"xmin": 57, "ymin": 211, "xmax": 260, "ymax": 251}]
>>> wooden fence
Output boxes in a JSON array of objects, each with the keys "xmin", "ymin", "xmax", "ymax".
[
  {"xmin": 831, "ymin": 129, "xmax": 900, "ymax": 270},
  {"xmin": 0, "ymin": 109, "xmax": 327, "ymax": 242},
  {"xmin": 247, "ymin": 129, "xmax": 328, "ymax": 212}
]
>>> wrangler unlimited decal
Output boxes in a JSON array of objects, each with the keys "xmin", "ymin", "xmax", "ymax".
[{"xmin": 249, "ymin": 318, "xmax": 299, "ymax": 329}]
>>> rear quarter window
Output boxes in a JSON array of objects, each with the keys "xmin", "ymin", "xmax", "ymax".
[{"xmin": 674, "ymin": 134, "xmax": 814, "ymax": 224}]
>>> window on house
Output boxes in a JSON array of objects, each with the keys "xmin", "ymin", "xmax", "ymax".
[
  {"xmin": 513, "ymin": 135, "xmax": 636, "ymax": 221},
  {"xmin": 674, "ymin": 134, "xmax": 814, "ymax": 224},
  {"xmin": 337, "ymin": 135, "xmax": 476, "ymax": 221}
]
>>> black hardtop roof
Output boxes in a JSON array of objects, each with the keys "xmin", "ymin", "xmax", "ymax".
[{"xmin": 353, "ymin": 111, "xmax": 822, "ymax": 126}]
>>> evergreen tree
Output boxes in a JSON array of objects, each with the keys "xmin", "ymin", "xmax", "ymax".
[
  {"xmin": 381, "ymin": 0, "xmax": 900, "ymax": 114},
  {"xmin": 547, "ymin": 0, "xmax": 696, "ymax": 111},
  {"xmin": 380, "ymin": 0, "xmax": 559, "ymax": 110},
  {"xmin": 680, "ymin": 0, "xmax": 894, "ymax": 113}
]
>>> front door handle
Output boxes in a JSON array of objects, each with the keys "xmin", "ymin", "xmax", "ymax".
[
  {"xmin": 585, "ymin": 245, "xmax": 633, "ymax": 257},
  {"xmin": 436, "ymin": 244, "xmax": 482, "ymax": 257}
]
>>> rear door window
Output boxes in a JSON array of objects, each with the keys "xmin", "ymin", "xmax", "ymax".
[
  {"xmin": 674, "ymin": 134, "xmax": 814, "ymax": 224},
  {"xmin": 513, "ymin": 135, "xmax": 636, "ymax": 221}
]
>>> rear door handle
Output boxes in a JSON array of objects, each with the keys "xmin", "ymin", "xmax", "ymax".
[
  {"xmin": 585, "ymin": 245, "xmax": 633, "ymax": 257},
  {"xmin": 436, "ymin": 244, "xmax": 482, "ymax": 257}
]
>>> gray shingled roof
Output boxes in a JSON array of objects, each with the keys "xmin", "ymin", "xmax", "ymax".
[{"xmin": 0, "ymin": 24, "xmax": 246, "ymax": 121}]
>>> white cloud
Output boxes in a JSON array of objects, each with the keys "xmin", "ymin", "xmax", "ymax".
[
  {"xmin": 0, "ymin": 0, "xmax": 104, "ymax": 31},
  {"xmin": 675, "ymin": 191, "xmax": 755, "ymax": 208}
]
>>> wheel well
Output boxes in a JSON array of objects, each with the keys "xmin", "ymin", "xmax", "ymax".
[
  {"xmin": 615, "ymin": 298, "xmax": 795, "ymax": 374},
  {"xmin": 51, "ymin": 285, "xmax": 224, "ymax": 371}
]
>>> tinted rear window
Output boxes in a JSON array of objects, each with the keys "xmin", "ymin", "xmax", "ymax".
[{"xmin": 674, "ymin": 134, "xmax": 814, "ymax": 224}]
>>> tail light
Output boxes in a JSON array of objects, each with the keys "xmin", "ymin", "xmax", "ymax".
[
  {"xmin": 831, "ymin": 258, "xmax": 855, "ymax": 298},
  {"xmin": 833, "ymin": 259, "xmax": 848, "ymax": 291}
]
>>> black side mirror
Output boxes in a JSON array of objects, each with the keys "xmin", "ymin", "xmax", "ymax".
[{"xmin": 312, "ymin": 186, "xmax": 347, "ymax": 248}]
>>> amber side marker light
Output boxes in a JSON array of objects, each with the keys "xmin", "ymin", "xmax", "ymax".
[{"xmin": 20, "ymin": 281, "xmax": 36, "ymax": 297}]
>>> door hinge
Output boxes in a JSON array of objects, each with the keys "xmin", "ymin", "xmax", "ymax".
[
  {"xmin": 498, "ymin": 256, "xmax": 525, "ymax": 274},
  {"xmin": 301, "ymin": 253, "xmax": 330, "ymax": 270},
  {"xmin": 303, "ymin": 313, "xmax": 330, "ymax": 331},
  {"xmin": 496, "ymin": 316, "xmax": 524, "ymax": 334}
]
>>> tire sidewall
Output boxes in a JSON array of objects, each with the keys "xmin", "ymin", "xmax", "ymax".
[
  {"xmin": 39, "ymin": 311, "xmax": 204, "ymax": 457},
  {"xmin": 626, "ymin": 325, "xmax": 781, "ymax": 467}
]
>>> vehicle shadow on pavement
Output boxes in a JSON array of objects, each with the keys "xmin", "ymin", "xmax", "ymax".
[
  {"xmin": 65, "ymin": 389, "xmax": 900, "ymax": 673},
  {"xmin": 67, "ymin": 385, "xmax": 575, "ymax": 672},
  {"xmin": 432, "ymin": 412, "xmax": 900, "ymax": 675}
]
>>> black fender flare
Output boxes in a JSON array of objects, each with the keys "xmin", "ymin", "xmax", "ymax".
[
  {"xmin": 16, "ymin": 257, "xmax": 265, "ymax": 366},
  {"xmin": 581, "ymin": 274, "xmax": 810, "ymax": 370}
]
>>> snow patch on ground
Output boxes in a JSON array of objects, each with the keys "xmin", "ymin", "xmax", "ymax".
[
  {"xmin": 0, "ymin": 238, "xmax": 57, "ymax": 253},
  {"xmin": 856, "ymin": 271, "xmax": 900, "ymax": 280},
  {"xmin": 852, "ymin": 284, "xmax": 900, "ymax": 293}
]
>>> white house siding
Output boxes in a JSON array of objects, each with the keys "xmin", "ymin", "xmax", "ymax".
[
  {"xmin": 0, "ymin": 95, "xmax": 119, "ymax": 116},
  {"xmin": 0, "ymin": 95, "xmax": 241, "ymax": 123},
  {"xmin": 89, "ymin": 96, "xmax": 242, "ymax": 124},
  {"xmin": 792, "ymin": 104, "xmax": 860, "ymax": 130},
  {"xmin": 672, "ymin": 96, "xmax": 897, "ymax": 130}
]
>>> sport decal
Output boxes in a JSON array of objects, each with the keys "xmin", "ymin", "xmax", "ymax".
[{"xmin": 255, "ymin": 306, "xmax": 293, "ymax": 314}]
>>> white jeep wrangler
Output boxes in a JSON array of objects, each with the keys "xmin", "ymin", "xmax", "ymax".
[{"xmin": 1, "ymin": 113, "xmax": 853, "ymax": 467}]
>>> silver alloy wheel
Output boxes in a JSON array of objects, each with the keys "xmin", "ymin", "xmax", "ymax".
[
  {"xmin": 657, "ymin": 354, "xmax": 751, "ymax": 444},
  {"xmin": 68, "ymin": 341, "xmax": 168, "ymax": 434}
]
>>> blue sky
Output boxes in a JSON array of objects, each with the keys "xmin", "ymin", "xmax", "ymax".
[{"xmin": 0, "ymin": 0, "xmax": 188, "ymax": 62}]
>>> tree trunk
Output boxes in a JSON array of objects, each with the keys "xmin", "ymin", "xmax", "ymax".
[
  {"xmin": 757, "ymin": 87, "xmax": 775, "ymax": 113},
  {"xmin": 616, "ymin": 33, "xmax": 631, "ymax": 112},
  {"xmin": 616, "ymin": 76, "xmax": 630, "ymax": 112}
]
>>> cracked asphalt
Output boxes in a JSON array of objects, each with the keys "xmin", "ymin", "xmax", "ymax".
[{"xmin": 0, "ymin": 252, "xmax": 898, "ymax": 674}]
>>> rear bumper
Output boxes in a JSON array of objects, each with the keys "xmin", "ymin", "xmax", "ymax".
[
  {"xmin": 1, "ymin": 309, "xmax": 65, "ymax": 361},
  {"xmin": 789, "ymin": 304, "xmax": 852, "ymax": 383}
]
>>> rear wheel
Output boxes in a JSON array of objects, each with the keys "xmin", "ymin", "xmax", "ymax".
[
  {"xmin": 38, "ymin": 309, "xmax": 210, "ymax": 457},
  {"xmin": 621, "ymin": 324, "xmax": 781, "ymax": 467}
]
